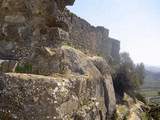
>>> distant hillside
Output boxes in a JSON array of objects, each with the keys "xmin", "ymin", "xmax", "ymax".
[
  {"xmin": 145, "ymin": 65, "xmax": 160, "ymax": 73},
  {"xmin": 141, "ymin": 66, "xmax": 160, "ymax": 89},
  {"xmin": 145, "ymin": 70, "xmax": 160, "ymax": 81}
]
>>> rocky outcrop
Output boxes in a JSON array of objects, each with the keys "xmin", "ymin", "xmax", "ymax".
[
  {"xmin": 112, "ymin": 93, "xmax": 150, "ymax": 120},
  {"xmin": 0, "ymin": 0, "xmax": 118, "ymax": 119},
  {"xmin": 0, "ymin": 73, "xmax": 101, "ymax": 120},
  {"xmin": 0, "ymin": 46, "xmax": 116, "ymax": 120}
]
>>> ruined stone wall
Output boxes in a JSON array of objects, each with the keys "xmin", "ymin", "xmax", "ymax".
[
  {"xmin": 63, "ymin": 10, "xmax": 120, "ymax": 61},
  {"xmin": 0, "ymin": 0, "xmax": 74, "ymax": 60},
  {"xmin": 0, "ymin": 0, "xmax": 117, "ymax": 119},
  {"xmin": 0, "ymin": 0, "xmax": 120, "ymax": 62}
]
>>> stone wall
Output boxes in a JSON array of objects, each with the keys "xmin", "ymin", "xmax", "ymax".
[
  {"xmin": 0, "ymin": 0, "xmax": 120, "ymax": 63},
  {"xmin": 63, "ymin": 10, "xmax": 120, "ymax": 62},
  {"xmin": 0, "ymin": 0, "xmax": 118, "ymax": 119},
  {"xmin": 0, "ymin": 0, "xmax": 74, "ymax": 60}
]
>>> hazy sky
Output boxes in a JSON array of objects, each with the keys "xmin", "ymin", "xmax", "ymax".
[{"xmin": 68, "ymin": 0, "xmax": 160, "ymax": 66}]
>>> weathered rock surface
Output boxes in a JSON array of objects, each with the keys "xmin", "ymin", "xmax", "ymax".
[
  {"xmin": 0, "ymin": 0, "xmax": 74, "ymax": 61},
  {"xmin": 0, "ymin": 46, "xmax": 116, "ymax": 120},
  {"xmin": 0, "ymin": 73, "xmax": 99, "ymax": 120},
  {"xmin": 0, "ymin": 0, "xmax": 120, "ymax": 63},
  {"xmin": 113, "ymin": 93, "xmax": 149, "ymax": 120},
  {"xmin": 0, "ymin": 0, "xmax": 118, "ymax": 119}
]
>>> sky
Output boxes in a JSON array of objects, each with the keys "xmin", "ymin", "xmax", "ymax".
[{"xmin": 68, "ymin": 0, "xmax": 160, "ymax": 66}]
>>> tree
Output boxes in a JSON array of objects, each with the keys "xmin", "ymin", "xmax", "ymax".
[
  {"xmin": 135, "ymin": 63, "xmax": 145, "ymax": 85},
  {"xmin": 118, "ymin": 53, "xmax": 145, "ymax": 88},
  {"xmin": 113, "ymin": 52, "xmax": 145, "ymax": 101},
  {"xmin": 120, "ymin": 52, "xmax": 133, "ymax": 65}
]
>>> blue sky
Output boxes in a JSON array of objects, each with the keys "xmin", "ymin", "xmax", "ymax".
[{"xmin": 68, "ymin": 0, "xmax": 160, "ymax": 66}]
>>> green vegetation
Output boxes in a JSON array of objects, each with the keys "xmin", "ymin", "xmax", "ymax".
[
  {"xmin": 140, "ymin": 112, "xmax": 150, "ymax": 120},
  {"xmin": 15, "ymin": 63, "xmax": 32, "ymax": 73},
  {"xmin": 142, "ymin": 69, "xmax": 160, "ymax": 92},
  {"xmin": 112, "ymin": 52, "xmax": 145, "ymax": 101},
  {"xmin": 118, "ymin": 52, "xmax": 145, "ymax": 89},
  {"xmin": 149, "ymin": 105, "xmax": 160, "ymax": 120},
  {"xmin": 135, "ymin": 92, "xmax": 146, "ymax": 104},
  {"xmin": 139, "ymin": 66, "xmax": 160, "ymax": 106},
  {"xmin": 140, "ymin": 89, "xmax": 160, "ymax": 97},
  {"xmin": 139, "ymin": 83, "xmax": 160, "ymax": 119},
  {"xmin": 111, "ymin": 52, "xmax": 160, "ymax": 119}
]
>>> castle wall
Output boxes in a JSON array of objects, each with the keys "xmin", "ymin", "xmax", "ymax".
[{"xmin": 63, "ymin": 10, "xmax": 120, "ymax": 61}]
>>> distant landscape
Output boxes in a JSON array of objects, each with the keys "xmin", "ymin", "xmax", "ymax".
[
  {"xmin": 142, "ymin": 66, "xmax": 160, "ymax": 89},
  {"xmin": 140, "ymin": 65, "xmax": 160, "ymax": 105}
]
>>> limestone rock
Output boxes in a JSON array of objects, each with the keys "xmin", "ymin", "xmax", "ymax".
[
  {"xmin": 91, "ymin": 56, "xmax": 116, "ymax": 116},
  {"xmin": 0, "ymin": 73, "xmax": 106, "ymax": 120},
  {"xmin": 0, "ymin": 46, "xmax": 116, "ymax": 119},
  {"xmin": 0, "ymin": 0, "xmax": 120, "ymax": 62},
  {"xmin": 113, "ymin": 94, "xmax": 149, "ymax": 120},
  {"xmin": 0, "ymin": 0, "xmax": 119, "ymax": 119},
  {"xmin": 0, "ymin": 0, "xmax": 74, "ymax": 61}
]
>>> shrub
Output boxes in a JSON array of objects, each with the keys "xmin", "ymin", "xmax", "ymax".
[
  {"xmin": 113, "ymin": 52, "xmax": 145, "ymax": 101},
  {"xmin": 149, "ymin": 105, "xmax": 160, "ymax": 120},
  {"xmin": 135, "ymin": 92, "xmax": 146, "ymax": 104},
  {"xmin": 15, "ymin": 63, "xmax": 32, "ymax": 73},
  {"xmin": 140, "ymin": 112, "xmax": 150, "ymax": 120}
]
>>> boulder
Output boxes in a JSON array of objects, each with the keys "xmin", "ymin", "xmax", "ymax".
[
  {"xmin": 0, "ymin": 46, "xmax": 115, "ymax": 120},
  {"xmin": 91, "ymin": 56, "xmax": 116, "ymax": 117},
  {"xmin": 0, "ymin": 73, "xmax": 103, "ymax": 120},
  {"xmin": 113, "ymin": 93, "xmax": 149, "ymax": 120}
]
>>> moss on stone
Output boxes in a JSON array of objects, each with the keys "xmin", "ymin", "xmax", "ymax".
[
  {"xmin": 140, "ymin": 112, "xmax": 150, "ymax": 120},
  {"xmin": 15, "ymin": 63, "xmax": 32, "ymax": 73}
]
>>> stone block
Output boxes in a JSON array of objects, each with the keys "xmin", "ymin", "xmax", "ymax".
[{"xmin": 5, "ymin": 15, "xmax": 26, "ymax": 23}]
